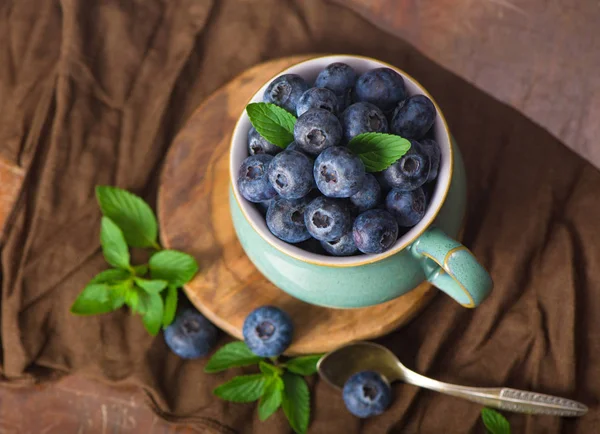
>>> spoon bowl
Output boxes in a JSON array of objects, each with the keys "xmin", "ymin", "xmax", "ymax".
[{"xmin": 318, "ymin": 341, "xmax": 588, "ymax": 417}]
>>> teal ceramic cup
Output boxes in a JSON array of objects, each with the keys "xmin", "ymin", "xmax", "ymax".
[{"xmin": 230, "ymin": 55, "xmax": 492, "ymax": 309}]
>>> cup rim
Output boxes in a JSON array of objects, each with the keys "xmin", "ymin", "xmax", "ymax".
[{"xmin": 229, "ymin": 54, "xmax": 453, "ymax": 268}]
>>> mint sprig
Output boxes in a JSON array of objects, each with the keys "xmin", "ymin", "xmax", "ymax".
[
  {"xmin": 70, "ymin": 186, "xmax": 200, "ymax": 336},
  {"xmin": 481, "ymin": 408, "xmax": 511, "ymax": 434},
  {"xmin": 206, "ymin": 341, "xmax": 322, "ymax": 434},
  {"xmin": 246, "ymin": 102, "xmax": 296, "ymax": 148},
  {"xmin": 347, "ymin": 132, "xmax": 411, "ymax": 172}
]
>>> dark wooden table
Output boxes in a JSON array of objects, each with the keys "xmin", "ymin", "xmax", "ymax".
[{"xmin": 1, "ymin": 1, "xmax": 598, "ymax": 432}]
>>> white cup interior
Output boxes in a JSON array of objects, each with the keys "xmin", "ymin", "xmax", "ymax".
[{"xmin": 230, "ymin": 55, "xmax": 453, "ymax": 267}]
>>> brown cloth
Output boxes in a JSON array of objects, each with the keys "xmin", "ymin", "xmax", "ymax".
[{"xmin": 1, "ymin": 0, "xmax": 599, "ymax": 433}]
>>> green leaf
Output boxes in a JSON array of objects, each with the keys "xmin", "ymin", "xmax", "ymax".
[
  {"xmin": 481, "ymin": 408, "xmax": 511, "ymax": 434},
  {"xmin": 205, "ymin": 341, "xmax": 264, "ymax": 373},
  {"xmin": 96, "ymin": 186, "xmax": 159, "ymax": 249},
  {"xmin": 125, "ymin": 286, "xmax": 144, "ymax": 314},
  {"xmin": 140, "ymin": 292, "xmax": 164, "ymax": 336},
  {"xmin": 134, "ymin": 277, "xmax": 168, "ymax": 294},
  {"xmin": 285, "ymin": 354, "xmax": 323, "ymax": 376},
  {"xmin": 149, "ymin": 250, "xmax": 199, "ymax": 287},
  {"xmin": 259, "ymin": 376, "xmax": 284, "ymax": 421},
  {"xmin": 213, "ymin": 374, "xmax": 267, "ymax": 403},
  {"xmin": 71, "ymin": 284, "xmax": 116, "ymax": 315},
  {"xmin": 108, "ymin": 280, "xmax": 131, "ymax": 310},
  {"xmin": 246, "ymin": 102, "xmax": 296, "ymax": 148},
  {"xmin": 100, "ymin": 217, "xmax": 130, "ymax": 269},
  {"xmin": 259, "ymin": 361, "xmax": 283, "ymax": 376},
  {"xmin": 162, "ymin": 286, "xmax": 178, "ymax": 327},
  {"xmin": 282, "ymin": 372, "xmax": 310, "ymax": 434},
  {"xmin": 133, "ymin": 264, "xmax": 149, "ymax": 276},
  {"xmin": 90, "ymin": 268, "xmax": 131, "ymax": 284},
  {"xmin": 347, "ymin": 132, "xmax": 411, "ymax": 172}
]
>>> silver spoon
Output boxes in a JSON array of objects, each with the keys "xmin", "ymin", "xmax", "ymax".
[{"xmin": 317, "ymin": 341, "xmax": 587, "ymax": 417}]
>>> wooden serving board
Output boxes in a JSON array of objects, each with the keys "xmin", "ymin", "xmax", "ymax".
[{"xmin": 157, "ymin": 56, "xmax": 435, "ymax": 355}]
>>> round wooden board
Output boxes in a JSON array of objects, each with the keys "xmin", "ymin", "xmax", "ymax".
[{"xmin": 158, "ymin": 56, "xmax": 436, "ymax": 355}]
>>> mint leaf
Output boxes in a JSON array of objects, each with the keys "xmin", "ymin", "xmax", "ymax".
[
  {"xmin": 285, "ymin": 354, "xmax": 323, "ymax": 376},
  {"xmin": 149, "ymin": 250, "xmax": 199, "ymax": 287},
  {"xmin": 71, "ymin": 284, "xmax": 116, "ymax": 315},
  {"xmin": 347, "ymin": 132, "xmax": 411, "ymax": 172},
  {"xmin": 213, "ymin": 374, "xmax": 267, "ymax": 403},
  {"xmin": 282, "ymin": 372, "xmax": 310, "ymax": 434},
  {"xmin": 90, "ymin": 268, "xmax": 131, "ymax": 284},
  {"xmin": 109, "ymin": 280, "xmax": 131, "ymax": 310},
  {"xmin": 96, "ymin": 186, "xmax": 159, "ymax": 249},
  {"xmin": 246, "ymin": 102, "xmax": 296, "ymax": 148},
  {"xmin": 134, "ymin": 277, "xmax": 168, "ymax": 294},
  {"xmin": 205, "ymin": 341, "xmax": 263, "ymax": 373},
  {"xmin": 259, "ymin": 376, "xmax": 284, "ymax": 421},
  {"xmin": 100, "ymin": 217, "xmax": 130, "ymax": 269},
  {"xmin": 481, "ymin": 408, "xmax": 511, "ymax": 434},
  {"xmin": 125, "ymin": 286, "xmax": 144, "ymax": 314},
  {"xmin": 140, "ymin": 292, "xmax": 164, "ymax": 336},
  {"xmin": 162, "ymin": 286, "xmax": 178, "ymax": 327},
  {"xmin": 259, "ymin": 360, "xmax": 283, "ymax": 376},
  {"xmin": 133, "ymin": 264, "xmax": 148, "ymax": 276}
]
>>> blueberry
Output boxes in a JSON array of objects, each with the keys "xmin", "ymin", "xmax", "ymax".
[
  {"xmin": 266, "ymin": 196, "xmax": 312, "ymax": 243},
  {"xmin": 304, "ymin": 196, "xmax": 353, "ymax": 241},
  {"xmin": 256, "ymin": 196, "xmax": 278, "ymax": 216},
  {"xmin": 350, "ymin": 173, "xmax": 381, "ymax": 212},
  {"xmin": 355, "ymin": 68, "xmax": 407, "ymax": 112},
  {"xmin": 343, "ymin": 371, "xmax": 392, "ymax": 418},
  {"xmin": 352, "ymin": 209, "xmax": 398, "ymax": 254},
  {"xmin": 294, "ymin": 109, "xmax": 343, "ymax": 156},
  {"xmin": 164, "ymin": 307, "xmax": 218, "ymax": 359},
  {"xmin": 341, "ymin": 102, "xmax": 388, "ymax": 142},
  {"xmin": 386, "ymin": 187, "xmax": 427, "ymax": 227},
  {"xmin": 296, "ymin": 87, "xmax": 339, "ymax": 117},
  {"xmin": 247, "ymin": 127, "xmax": 282, "ymax": 156},
  {"xmin": 263, "ymin": 74, "xmax": 309, "ymax": 113},
  {"xmin": 268, "ymin": 150, "xmax": 314, "ymax": 199},
  {"xmin": 314, "ymin": 146, "xmax": 365, "ymax": 198},
  {"xmin": 243, "ymin": 306, "xmax": 293, "ymax": 357},
  {"xmin": 381, "ymin": 140, "xmax": 430, "ymax": 191},
  {"xmin": 321, "ymin": 232, "xmax": 358, "ymax": 256},
  {"xmin": 297, "ymin": 237, "xmax": 326, "ymax": 255},
  {"xmin": 391, "ymin": 94, "xmax": 436, "ymax": 139},
  {"xmin": 420, "ymin": 138, "xmax": 441, "ymax": 182},
  {"xmin": 286, "ymin": 141, "xmax": 300, "ymax": 152},
  {"xmin": 238, "ymin": 154, "xmax": 278, "ymax": 203},
  {"xmin": 315, "ymin": 62, "xmax": 357, "ymax": 110}
]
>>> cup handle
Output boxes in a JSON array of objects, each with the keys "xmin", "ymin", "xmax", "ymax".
[{"xmin": 411, "ymin": 227, "xmax": 493, "ymax": 307}]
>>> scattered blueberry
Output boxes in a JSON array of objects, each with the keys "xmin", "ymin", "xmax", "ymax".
[
  {"xmin": 381, "ymin": 140, "xmax": 430, "ymax": 191},
  {"xmin": 321, "ymin": 232, "xmax": 358, "ymax": 256},
  {"xmin": 266, "ymin": 196, "xmax": 313, "ymax": 243},
  {"xmin": 164, "ymin": 307, "xmax": 218, "ymax": 359},
  {"xmin": 294, "ymin": 109, "xmax": 343, "ymax": 156},
  {"xmin": 352, "ymin": 209, "xmax": 398, "ymax": 254},
  {"xmin": 314, "ymin": 146, "xmax": 365, "ymax": 198},
  {"xmin": 342, "ymin": 102, "xmax": 388, "ymax": 142},
  {"xmin": 355, "ymin": 68, "xmax": 407, "ymax": 112},
  {"xmin": 350, "ymin": 173, "xmax": 381, "ymax": 212},
  {"xmin": 420, "ymin": 138, "xmax": 441, "ymax": 182},
  {"xmin": 343, "ymin": 371, "xmax": 392, "ymax": 418},
  {"xmin": 247, "ymin": 126, "xmax": 282, "ymax": 156},
  {"xmin": 390, "ymin": 94, "xmax": 436, "ymax": 139},
  {"xmin": 315, "ymin": 62, "xmax": 357, "ymax": 110},
  {"xmin": 243, "ymin": 306, "xmax": 293, "ymax": 357},
  {"xmin": 304, "ymin": 196, "xmax": 353, "ymax": 241},
  {"xmin": 296, "ymin": 87, "xmax": 339, "ymax": 117},
  {"xmin": 386, "ymin": 187, "xmax": 427, "ymax": 227},
  {"xmin": 268, "ymin": 150, "xmax": 314, "ymax": 199},
  {"xmin": 263, "ymin": 74, "xmax": 309, "ymax": 113},
  {"xmin": 237, "ymin": 154, "xmax": 278, "ymax": 203}
]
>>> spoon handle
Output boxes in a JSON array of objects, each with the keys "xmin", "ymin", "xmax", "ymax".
[{"xmin": 401, "ymin": 369, "xmax": 587, "ymax": 417}]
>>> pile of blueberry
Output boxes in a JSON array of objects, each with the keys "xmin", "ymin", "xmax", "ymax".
[{"xmin": 238, "ymin": 62, "xmax": 441, "ymax": 256}]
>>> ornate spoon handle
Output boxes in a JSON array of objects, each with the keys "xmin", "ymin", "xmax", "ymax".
[{"xmin": 401, "ymin": 368, "xmax": 587, "ymax": 417}]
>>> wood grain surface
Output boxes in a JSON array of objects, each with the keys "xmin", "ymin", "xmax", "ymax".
[{"xmin": 157, "ymin": 55, "xmax": 435, "ymax": 355}]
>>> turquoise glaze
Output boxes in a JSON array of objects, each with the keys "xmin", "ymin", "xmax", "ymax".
[{"xmin": 230, "ymin": 142, "xmax": 492, "ymax": 308}]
